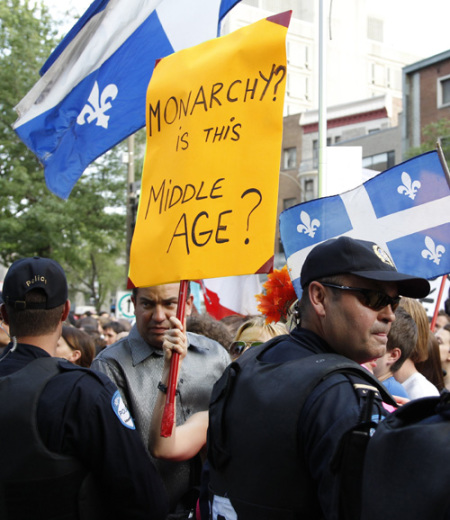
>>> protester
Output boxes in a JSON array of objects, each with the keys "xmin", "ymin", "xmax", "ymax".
[
  {"xmin": 416, "ymin": 330, "xmax": 446, "ymax": 392},
  {"xmin": 0, "ymin": 257, "xmax": 168, "ymax": 519},
  {"xmin": 76, "ymin": 314, "xmax": 106, "ymax": 354},
  {"xmin": 436, "ymin": 323, "xmax": 450, "ymax": 391},
  {"xmin": 434, "ymin": 309, "xmax": 450, "ymax": 331},
  {"xmin": 373, "ymin": 306, "xmax": 417, "ymax": 398},
  {"xmin": 150, "ymin": 316, "xmax": 208, "ymax": 463},
  {"xmin": 207, "ymin": 237, "xmax": 430, "ymax": 520},
  {"xmin": 56, "ymin": 324, "xmax": 96, "ymax": 367},
  {"xmin": 394, "ymin": 297, "xmax": 440, "ymax": 398},
  {"xmin": 91, "ymin": 282, "xmax": 230, "ymax": 518},
  {"xmin": 103, "ymin": 320, "xmax": 127, "ymax": 346},
  {"xmin": 230, "ymin": 315, "xmax": 287, "ymax": 359}
]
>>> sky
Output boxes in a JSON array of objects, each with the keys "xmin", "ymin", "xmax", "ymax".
[
  {"xmin": 43, "ymin": 0, "xmax": 449, "ymax": 60},
  {"xmin": 367, "ymin": 0, "xmax": 449, "ymax": 58}
]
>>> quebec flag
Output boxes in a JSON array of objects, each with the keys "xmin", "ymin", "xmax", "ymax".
[
  {"xmin": 13, "ymin": 0, "xmax": 241, "ymax": 199},
  {"xmin": 280, "ymin": 150, "xmax": 450, "ymax": 299}
]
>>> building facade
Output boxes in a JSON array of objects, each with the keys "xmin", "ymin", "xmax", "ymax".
[{"xmin": 403, "ymin": 50, "xmax": 450, "ymax": 153}]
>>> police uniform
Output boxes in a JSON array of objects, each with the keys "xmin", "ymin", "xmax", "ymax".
[
  {"xmin": 207, "ymin": 237, "xmax": 430, "ymax": 520},
  {"xmin": 0, "ymin": 342, "xmax": 168, "ymax": 520},
  {"xmin": 208, "ymin": 328, "xmax": 391, "ymax": 520}
]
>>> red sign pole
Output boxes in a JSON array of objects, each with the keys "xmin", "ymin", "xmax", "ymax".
[
  {"xmin": 160, "ymin": 279, "xmax": 189, "ymax": 437},
  {"xmin": 430, "ymin": 276, "xmax": 447, "ymax": 332}
]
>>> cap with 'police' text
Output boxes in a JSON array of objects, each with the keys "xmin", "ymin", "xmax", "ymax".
[{"xmin": 2, "ymin": 257, "xmax": 68, "ymax": 310}]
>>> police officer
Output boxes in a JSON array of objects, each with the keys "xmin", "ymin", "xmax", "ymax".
[
  {"xmin": 207, "ymin": 237, "xmax": 430, "ymax": 520},
  {"xmin": 0, "ymin": 257, "xmax": 168, "ymax": 520}
]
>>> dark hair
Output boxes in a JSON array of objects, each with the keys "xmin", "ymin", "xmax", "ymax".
[
  {"xmin": 388, "ymin": 307, "xmax": 418, "ymax": 373},
  {"xmin": 76, "ymin": 316, "xmax": 99, "ymax": 333},
  {"xmin": 6, "ymin": 289, "xmax": 64, "ymax": 337},
  {"xmin": 117, "ymin": 318, "xmax": 132, "ymax": 332},
  {"xmin": 132, "ymin": 282, "xmax": 191, "ymax": 300},
  {"xmin": 416, "ymin": 332, "xmax": 445, "ymax": 391},
  {"xmin": 220, "ymin": 314, "xmax": 251, "ymax": 337},
  {"xmin": 187, "ymin": 314, "xmax": 233, "ymax": 350},
  {"xmin": 297, "ymin": 275, "xmax": 345, "ymax": 322},
  {"xmin": 61, "ymin": 325, "xmax": 95, "ymax": 368},
  {"xmin": 103, "ymin": 321, "xmax": 126, "ymax": 334}
]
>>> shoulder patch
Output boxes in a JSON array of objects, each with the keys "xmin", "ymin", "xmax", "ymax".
[{"xmin": 111, "ymin": 390, "xmax": 135, "ymax": 429}]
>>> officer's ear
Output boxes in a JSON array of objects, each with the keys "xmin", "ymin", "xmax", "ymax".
[
  {"xmin": 308, "ymin": 281, "xmax": 327, "ymax": 318},
  {"xmin": 61, "ymin": 300, "xmax": 71, "ymax": 323}
]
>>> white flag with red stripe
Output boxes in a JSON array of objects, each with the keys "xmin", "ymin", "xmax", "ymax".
[{"xmin": 201, "ymin": 275, "xmax": 262, "ymax": 319}]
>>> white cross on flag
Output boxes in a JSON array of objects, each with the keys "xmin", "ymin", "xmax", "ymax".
[{"xmin": 280, "ymin": 150, "xmax": 450, "ymax": 298}]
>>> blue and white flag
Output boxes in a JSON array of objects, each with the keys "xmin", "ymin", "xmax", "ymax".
[
  {"xmin": 13, "ymin": 0, "xmax": 241, "ymax": 199},
  {"xmin": 280, "ymin": 150, "xmax": 450, "ymax": 298}
]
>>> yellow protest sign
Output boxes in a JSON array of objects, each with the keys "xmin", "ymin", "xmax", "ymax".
[{"xmin": 129, "ymin": 12, "xmax": 291, "ymax": 288}]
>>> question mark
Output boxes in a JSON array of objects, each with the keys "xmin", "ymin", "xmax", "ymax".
[
  {"xmin": 273, "ymin": 65, "xmax": 286, "ymax": 101},
  {"xmin": 241, "ymin": 188, "xmax": 262, "ymax": 245}
]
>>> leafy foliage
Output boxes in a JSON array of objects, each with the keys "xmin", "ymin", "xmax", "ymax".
[
  {"xmin": 0, "ymin": 0, "xmax": 128, "ymax": 312},
  {"xmin": 405, "ymin": 118, "xmax": 450, "ymax": 168}
]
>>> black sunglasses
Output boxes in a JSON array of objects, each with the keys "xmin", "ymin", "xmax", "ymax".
[
  {"xmin": 229, "ymin": 341, "xmax": 263, "ymax": 358},
  {"xmin": 320, "ymin": 282, "xmax": 401, "ymax": 312}
]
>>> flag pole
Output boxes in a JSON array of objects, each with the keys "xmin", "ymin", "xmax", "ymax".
[
  {"xmin": 430, "ymin": 276, "xmax": 447, "ymax": 332},
  {"xmin": 125, "ymin": 134, "xmax": 135, "ymax": 277},
  {"xmin": 160, "ymin": 279, "xmax": 189, "ymax": 437},
  {"xmin": 318, "ymin": 0, "xmax": 327, "ymax": 197}
]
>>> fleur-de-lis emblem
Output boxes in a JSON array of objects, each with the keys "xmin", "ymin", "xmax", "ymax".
[
  {"xmin": 297, "ymin": 210, "xmax": 320, "ymax": 238},
  {"xmin": 77, "ymin": 82, "xmax": 118, "ymax": 129},
  {"xmin": 421, "ymin": 236, "xmax": 446, "ymax": 265},
  {"xmin": 397, "ymin": 171, "xmax": 421, "ymax": 200}
]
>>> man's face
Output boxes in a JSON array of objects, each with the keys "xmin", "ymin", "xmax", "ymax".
[
  {"xmin": 436, "ymin": 328, "xmax": 450, "ymax": 364},
  {"xmin": 319, "ymin": 275, "xmax": 397, "ymax": 364},
  {"xmin": 104, "ymin": 327, "xmax": 118, "ymax": 346},
  {"xmin": 132, "ymin": 283, "xmax": 193, "ymax": 349}
]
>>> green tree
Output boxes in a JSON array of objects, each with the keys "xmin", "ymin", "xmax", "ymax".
[
  {"xmin": 406, "ymin": 118, "xmax": 450, "ymax": 168},
  {"xmin": 0, "ymin": 0, "xmax": 128, "ymax": 312}
]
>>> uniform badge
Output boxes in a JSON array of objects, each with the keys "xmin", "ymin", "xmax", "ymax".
[
  {"xmin": 111, "ymin": 390, "xmax": 136, "ymax": 429},
  {"xmin": 372, "ymin": 245, "xmax": 395, "ymax": 267}
]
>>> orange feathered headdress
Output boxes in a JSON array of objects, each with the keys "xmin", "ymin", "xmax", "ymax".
[{"xmin": 256, "ymin": 265, "xmax": 297, "ymax": 324}]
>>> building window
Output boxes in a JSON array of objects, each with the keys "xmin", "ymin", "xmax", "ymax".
[
  {"xmin": 300, "ymin": 176, "xmax": 316, "ymax": 202},
  {"xmin": 438, "ymin": 76, "xmax": 450, "ymax": 107},
  {"xmin": 283, "ymin": 147, "xmax": 297, "ymax": 170},
  {"xmin": 367, "ymin": 17, "xmax": 384, "ymax": 42},
  {"xmin": 283, "ymin": 197, "xmax": 297, "ymax": 210},
  {"xmin": 362, "ymin": 151, "xmax": 395, "ymax": 172}
]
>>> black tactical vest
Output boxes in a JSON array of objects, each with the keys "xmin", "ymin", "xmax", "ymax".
[
  {"xmin": 208, "ymin": 338, "xmax": 394, "ymax": 520},
  {"xmin": 0, "ymin": 356, "xmax": 102, "ymax": 520}
]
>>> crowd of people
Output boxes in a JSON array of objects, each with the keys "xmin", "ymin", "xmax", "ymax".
[{"xmin": 0, "ymin": 238, "xmax": 450, "ymax": 519}]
